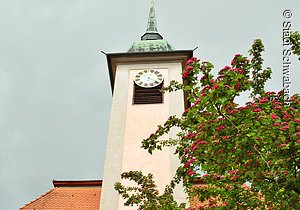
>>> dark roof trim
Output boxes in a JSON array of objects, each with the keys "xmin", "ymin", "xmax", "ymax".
[
  {"xmin": 52, "ymin": 180, "xmax": 103, "ymax": 187},
  {"xmin": 106, "ymin": 49, "xmax": 193, "ymax": 56}
]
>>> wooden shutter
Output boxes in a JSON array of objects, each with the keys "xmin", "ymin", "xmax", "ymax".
[{"xmin": 133, "ymin": 82, "xmax": 163, "ymax": 104}]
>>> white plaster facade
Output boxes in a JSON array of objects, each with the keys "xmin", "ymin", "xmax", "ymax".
[{"xmin": 100, "ymin": 52, "xmax": 192, "ymax": 210}]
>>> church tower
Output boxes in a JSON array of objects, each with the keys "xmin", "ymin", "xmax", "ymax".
[{"xmin": 100, "ymin": 1, "xmax": 193, "ymax": 209}]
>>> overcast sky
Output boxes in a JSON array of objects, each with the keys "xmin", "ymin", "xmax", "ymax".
[{"xmin": 0, "ymin": 0, "xmax": 300, "ymax": 209}]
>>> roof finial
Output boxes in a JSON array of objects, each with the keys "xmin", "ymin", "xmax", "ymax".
[
  {"xmin": 146, "ymin": 0, "xmax": 158, "ymax": 33},
  {"xmin": 150, "ymin": 0, "xmax": 154, "ymax": 8}
]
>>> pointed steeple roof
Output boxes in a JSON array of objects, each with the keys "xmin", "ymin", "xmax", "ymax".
[
  {"xmin": 128, "ymin": 0, "xmax": 174, "ymax": 52},
  {"xmin": 141, "ymin": 0, "xmax": 162, "ymax": 40},
  {"xmin": 145, "ymin": 0, "xmax": 158, "ymax": 33}
]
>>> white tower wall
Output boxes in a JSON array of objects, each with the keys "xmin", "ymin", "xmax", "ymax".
[{"xmin": 100, "ymin": 56, "xmax": 190, "ymax": 209}]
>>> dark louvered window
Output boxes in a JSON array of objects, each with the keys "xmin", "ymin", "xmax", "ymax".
[{"xmin": 133, "ymin": 82, "xmax": 163, "ymax": 104}]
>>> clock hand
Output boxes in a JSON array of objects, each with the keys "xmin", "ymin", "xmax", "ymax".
[
  {"xmin": 148, "ymin": 77, "xmax": 155, "ymax": 82},
  {"xmin": 148, "ymin": 74, "xmax": 157, "ymax": 81}
]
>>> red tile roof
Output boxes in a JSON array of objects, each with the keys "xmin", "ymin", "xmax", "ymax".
[{"xmin": 20, "ymin": 180, "xmax": 102, "ymax": 210}]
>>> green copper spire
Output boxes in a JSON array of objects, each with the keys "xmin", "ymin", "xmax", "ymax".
[
  {"xmin": 146, "ymin": 0, "xmax": 158, "ymax": 33},
  {"xmin": 141, "ymin": 0, "xmax": 163, "ymax": 41},
  {"xmin": 128, "ymin": 0, "xmax": 174, "ymax": 52}
]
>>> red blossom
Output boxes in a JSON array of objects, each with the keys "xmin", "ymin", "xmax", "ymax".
[
  {"xmin": 297, "ymin": 139, "xmax": 300, "ymax": 143},
  {"xmin": 252, "ymin": 108, "xmax": 262, "ymax": 113},
  {"xmin": 189, "ymin": 158, "xmax": 196, "ymax": 163},
  {"xmin": 272, "ymin": 100, "xmax": 282, "ymax": 105},
  {"xmin": 229, "ymin": 170, "xmax": 239, "ymax": 175},
  {"xmin": 270, "ymin": 114, "xmax": 279, "ymax": 120},
  {"xmin": 259, "ymin": 98, "xmax": 269, "ymax": 103},
  {"xmin": 216, "ymin": 74, "xmax": 225, "ymax": 81},
  {"xmin": 187, "ymin": 132, "xmax": 196, "ymax": 139},
  {"xmin": 220, "ymin": 66, "xmax": 231, "ymax": 73},
  {"xmin": 200, "ymin": 75, "xmax": 206, "ymax": 82},
  {"xmin": 216, "ymin": 125, "xmax": 225, "ymax": 131},
  {"xmin": 283, "ymin": 114, "xmax": 292, "ymax": 119},
  {"xmin": 187, "ymin": 169, "xmax": 196, "ymax": 176},
  {"xmin": 198, "ymin": 124, "xmax": 204, "ymax": 130},
  {"xmin": 182, "ymin": 72, "xmax": 189, "ymax": 79},
  {"xmin": 183, "ymin": 162, "xmax": 190, "ymax": 168},
  {"xmin": 183, "ymin": 158, "xmax": 196, "ymax": 168},
  {"xmin": 213, "ymin": 174, "xmax": 221, "ymax": 179},
  {"xmin": 183, "ymin": 65, "xmax": 195, "ymax": 79},
  {"xmin": 186, "ymin": 57, "xmax": 198, "ymax": 66},
  {"xmin": 234, "ymin": 83, "xmax": 242, "ymax": 90},
  {"xmin": 280, "ymin": 125, "xmax": 290, "ymax": 131},
  {"xmin": 294, "ymin": 119, "xmax": 300, "ymax": 123},
  {"xmin": 274, "ymin": 106, "xmax": 282, "ymax": 110},
  {"xmin": 186, "ymin": 66, "xmax": 193, "ymax": 71},
  {"xmin": 246, "ymin": 101, "xmax": 255, "ymax": 106},
  {"xmin": 232, "ymin": 68, "xmax": 244, "ymax": 74},
  {"xmin": 201, "ymin": 85, "xmax": 210, "ymax": 92},
  {"xmin": 191, "ymin": 145, "xmax": 198, "ymax": 151},
  {"xmin": 183, "ymin": 109, "xmax": 189, "ymax": 115},
  {"xmin": 277, "ymin": 90, "xmax": 284, "ymax": 95},
  {"xmin": 231, "ymin": 54, "xmax": 242, "ymax": 65},
  {"xmin": 238, "ymin": 106, "xmax": 248, "ymax": 111},
  {"xmin": 211, "ymin": 84, "xmax": 219, "ymax": 90}
]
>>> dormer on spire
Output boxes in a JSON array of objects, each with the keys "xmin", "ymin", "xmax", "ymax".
[{"xmin": 141, "ymin": 0, "xmax": 163, "ymax": 40}]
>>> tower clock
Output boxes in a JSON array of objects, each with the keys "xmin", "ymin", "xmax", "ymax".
[{"xmin": 134, "ymin": 69, "xmax": 163, "ymax": 88}]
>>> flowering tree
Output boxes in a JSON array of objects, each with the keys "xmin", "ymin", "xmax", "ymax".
[
  {"xmin": 115, "ymin": 38, "xmax": 300, "ymax": 209},
  {"xmin": 290, "ymin": 31, "xmax": 300, "ymax": 57}
]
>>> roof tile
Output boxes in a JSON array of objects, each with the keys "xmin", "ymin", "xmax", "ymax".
[{"xmin": 20, "ymin": 181, "xmax": 101, "ymax": 210}]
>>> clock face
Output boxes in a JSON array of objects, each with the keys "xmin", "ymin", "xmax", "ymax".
[{"xmin": 134, "ymin": 69, "xmax": 163, "ymax": 88}]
